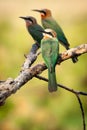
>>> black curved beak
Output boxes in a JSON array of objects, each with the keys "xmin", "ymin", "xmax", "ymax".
[
  {"xmin": 19, "ymin": 16, "xmax": 27, "ymax": 20},
  {"xmin": 19, "ymin": 17, "xmax": 33, "ymax": 23},
  {"xmin": 32, "ymin": 9, "xmax": 42, "ymax": 13}
]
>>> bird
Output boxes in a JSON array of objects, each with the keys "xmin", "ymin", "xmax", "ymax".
[
  {"xmin": 19, "ymin": 16, "xmax": 44, "ymax": 46},
  {"xmin": 32, "ymin": 9, "xmax": 78, "ymax": 63},
  {"xmin": 40, "ymin": 28, "xmax": 59, "ymax": 92}
]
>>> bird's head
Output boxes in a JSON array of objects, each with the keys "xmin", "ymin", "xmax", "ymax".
[
  {"xmin": 38, "ymin": 29, "xmax": 57, "ymax": 39},
  {"xmin": 32, "ymin": 9, "xmax": 52, "ymax": 19},
  {"xmin": 19, "ymin": 16, "xmax": 37, "ymax": 27}
]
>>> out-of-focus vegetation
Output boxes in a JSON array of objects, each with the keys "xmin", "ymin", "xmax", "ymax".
[{"xmin": 0, "ymin": 0, "xmax": 87, "ymax": 130}]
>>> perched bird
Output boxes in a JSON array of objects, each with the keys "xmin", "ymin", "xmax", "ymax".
[
  {"xmin": 19, "ymin": 16, "xmax": 44, "ymax": 45},
  {"xmin": 40, "ymin": 29, "xmax": 59, "ymax": 92},
  {"xmin": 32, "ymin": 9, "xmax": 78, "ymax": 63}
]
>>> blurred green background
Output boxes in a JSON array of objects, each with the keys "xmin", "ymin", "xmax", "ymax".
[{"xmin": 0, "ymin": 0, "xmax": 87, "ymax": 130}]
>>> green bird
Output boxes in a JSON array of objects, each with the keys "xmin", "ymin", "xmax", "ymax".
[
  {"xmin": 32, "ymin": 9, "xmax": 78, "ymax": 63},
  {"xmin": 40, "ymin": 29, "xmax": 59, "ymax": 92},
  {"xmin": 19, "ymin": 16, "xmax": 44, "ymax": 45}
]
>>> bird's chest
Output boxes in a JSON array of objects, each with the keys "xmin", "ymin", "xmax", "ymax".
[{"xmin": 42, "ymin": 41, "xmax": 53, "ymax": 56}]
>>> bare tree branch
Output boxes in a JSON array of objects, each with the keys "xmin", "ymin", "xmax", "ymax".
[
  {"xmin": 0, "ymin": 43, "xmax": 87, "ymax": 105},
  {"xmin": 58, "ymin": 43, "xmax": 87, "ymax": 63},
  {"xmin": 22, "ymin": 42, "xmax": 40, "ymax": 69}
]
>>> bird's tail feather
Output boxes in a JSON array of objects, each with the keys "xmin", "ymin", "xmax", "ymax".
[{"xmin": 48, "ymin": 69, "xmax": 57, "ymax": 92}]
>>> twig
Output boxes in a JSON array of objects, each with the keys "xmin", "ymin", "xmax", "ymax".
[
  {"xmin": 35, "ymin": 75, "xmax": 87, "ymax": 96},
  {"xmin": 76, "ymin": 94, "xmax": 86, "ymax": 130}
]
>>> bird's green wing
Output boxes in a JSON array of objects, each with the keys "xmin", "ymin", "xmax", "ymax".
[
  {"xmin": 41, "ymin": 38, "xmax": 59, "ymax": 71},
  {"xmin": 28, "ymin": 24, "xmax": 44, "ymax": 43},
  {"xmin": 42, "ymin": 17, "xmax": 70, "ymax": 49}
]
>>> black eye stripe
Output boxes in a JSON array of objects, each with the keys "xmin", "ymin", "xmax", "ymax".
[
  {"xmin": 47, "ymin": 32, "xmax": 54, "ymax": 37},
  {"xmin": 42, "ymin": 11, "xmax": 46, "ymax": 15},
  {"xmin": 24, "ymin": 17, "xmax": 34, "ymax": 23},
  {"xmin": 28, "ymin": 18, "xmax": 33, "ymax": 23}
]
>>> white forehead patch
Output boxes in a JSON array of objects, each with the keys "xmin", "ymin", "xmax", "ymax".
[{"xmin": 44, "ymin": 28, "xmax": 53, "ymax": 32}]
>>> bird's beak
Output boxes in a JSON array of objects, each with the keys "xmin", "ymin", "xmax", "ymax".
[
  {"xmin": 19, "ymin": 16, "xmax": 27, "ymax": 20},
  {"xmin": 32, "ymin": 9, "xmax": 42, "ymax": 13}
]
